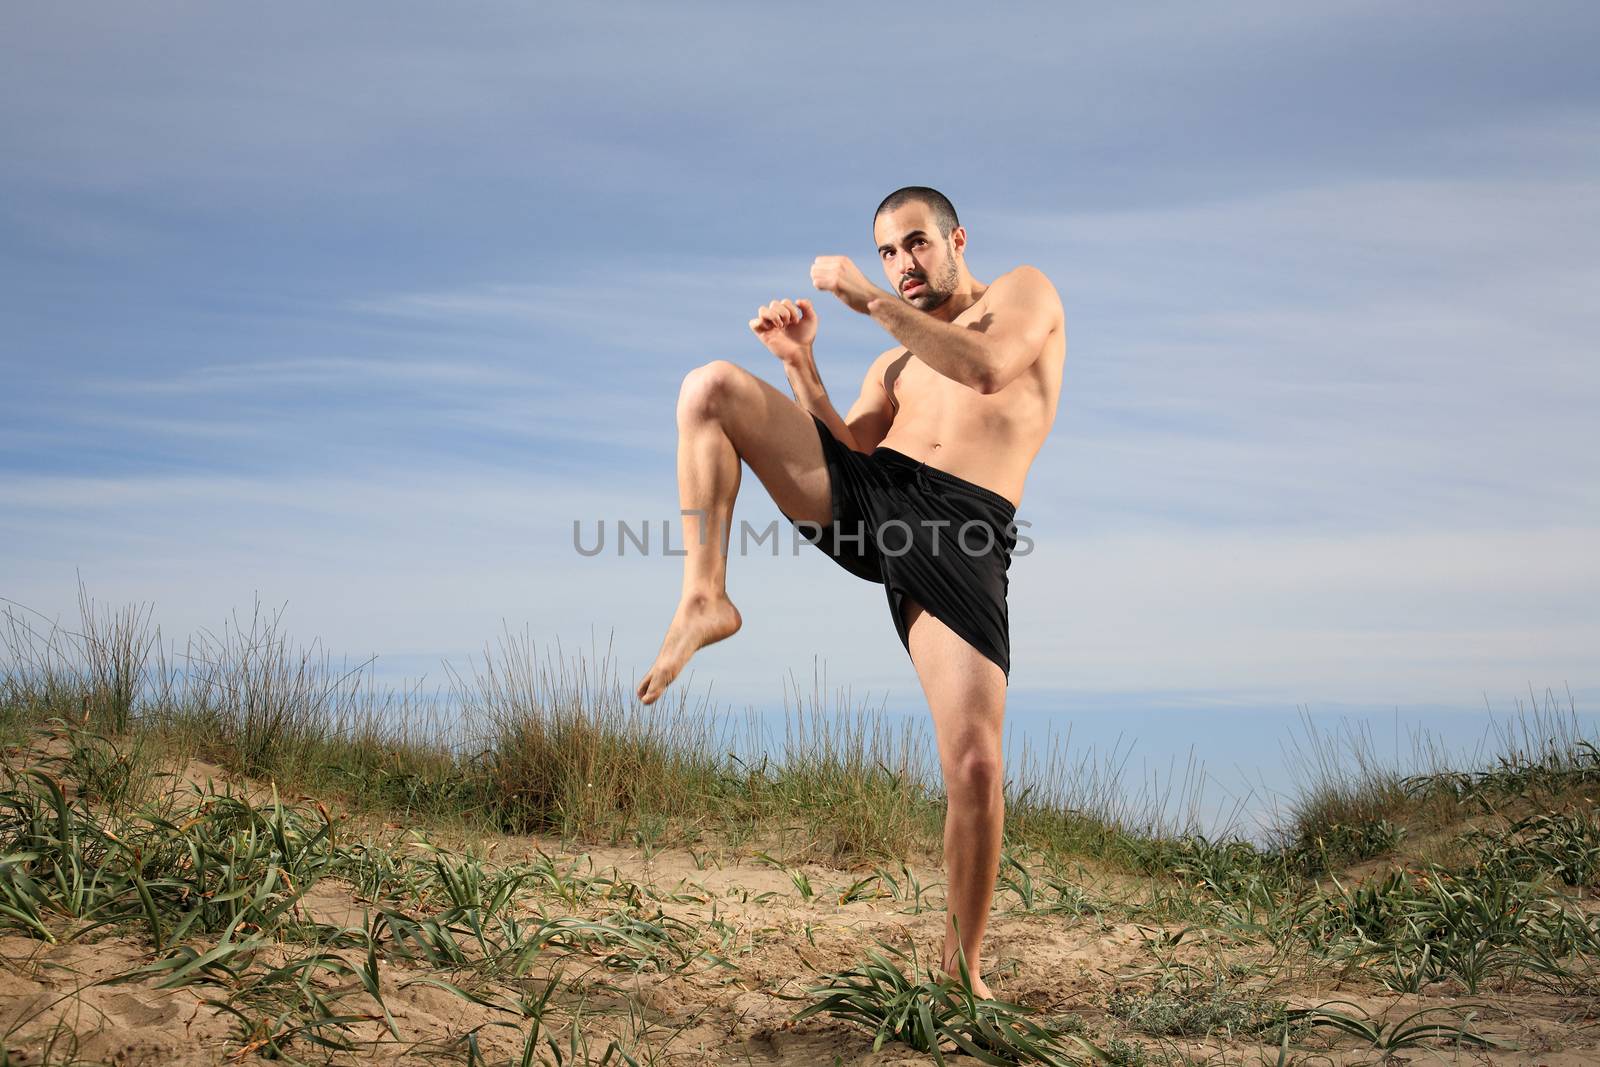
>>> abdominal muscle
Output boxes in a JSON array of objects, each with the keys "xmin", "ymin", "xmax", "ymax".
[{"xmin": 876, "ymin": 328, "xmax": 1064, "ymax": 510}]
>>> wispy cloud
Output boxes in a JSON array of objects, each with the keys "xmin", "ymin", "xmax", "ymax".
[
  {"xmin": 980, "ymin": 172, "xmax": 1600, "ymax": 534},
  {"xmin": 349, "ymin": 257, "xmax": 819, "ymax": 360},
  {"xmin": 3, "ymin": 3, "xmax": 1595, "ymax": 737},
  {"xmin": 82, "ymin": 356, "xmax": 549, "ymax": 396}
]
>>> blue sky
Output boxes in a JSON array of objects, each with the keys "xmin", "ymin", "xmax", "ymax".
[{"xmin": 3, "ymin": 4, "xmax": 1597, "ymax": 827}]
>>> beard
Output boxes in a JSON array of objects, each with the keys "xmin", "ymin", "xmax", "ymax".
[{"xmin": 900, "ymin": 247, "xmax": 960, "ymax": 309}]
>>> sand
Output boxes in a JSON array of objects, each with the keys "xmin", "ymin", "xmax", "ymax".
[{"xmin": 2, "ymin": 760, "xmax": 1596, "ymax": 1065}]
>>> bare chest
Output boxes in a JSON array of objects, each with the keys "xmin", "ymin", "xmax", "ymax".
[{"xmin": 883, "ymin": 349, "xmax": 1017, "ymax": 423}]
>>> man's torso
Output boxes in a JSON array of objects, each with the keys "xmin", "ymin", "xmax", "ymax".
[{"xmin": 873, "ymin": 278, "xmax": 1066, "ymax": 509}]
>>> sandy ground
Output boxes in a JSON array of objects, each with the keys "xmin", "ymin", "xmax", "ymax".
[{"xmin": 2, "ymin": 761, "xmax": 1597, "ymax": 1065}]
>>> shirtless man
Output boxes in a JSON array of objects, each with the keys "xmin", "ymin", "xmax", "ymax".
[{"xmin": 635, "ymin": 186, "xmax": 1065, "ymax": 995}]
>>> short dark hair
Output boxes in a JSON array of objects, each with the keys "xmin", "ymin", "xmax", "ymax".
[{"xmin": 874, "ymin": 186, "xmax": 960, "ymax": 239}]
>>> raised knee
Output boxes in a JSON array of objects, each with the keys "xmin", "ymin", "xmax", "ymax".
[{"xmin": 678, "ymin": 359, "xmax": 744, "ymax": 422}]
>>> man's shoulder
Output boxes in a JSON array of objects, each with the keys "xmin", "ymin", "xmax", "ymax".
[
  {"xmin": 998, "ymin": 263, "xmax": 1060, "ymax": 297},
  {"xmin": 993, "ymin": 265, "xmax": 1064, "ymax": 323},
  {"xmin": 871, "ymin": 343, "xmax": 909, "ymax": 367}
]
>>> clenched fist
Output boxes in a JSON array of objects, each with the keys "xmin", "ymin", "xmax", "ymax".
[
  {"xmin": 749, "ymin": 298, "xmax": 817, "ymax": 365},
  {"xmin": 810, "ymin": 255, "xmax": 889, "ymax": 315}
]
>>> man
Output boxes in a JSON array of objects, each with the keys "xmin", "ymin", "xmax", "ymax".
[{"xmin": 635, "ymin": 186, "xmax": 1066, "ymax": 996}]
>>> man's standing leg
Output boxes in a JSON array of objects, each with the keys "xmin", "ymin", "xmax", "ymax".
[
  {"xmin": 900, "ymin": 596, "xmax": 1006, "ymax": 998},
  {"xmin": 636, "ymin": 360, "xmax": 835, "ymax": 705}
]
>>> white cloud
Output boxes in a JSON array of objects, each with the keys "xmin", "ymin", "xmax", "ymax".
[
  {"xmin": 8, "ymin": 167, "xmax": 1597, "ymax": 712},
  {"xmin": 4, "ymin": 457, "xmax": 1595, "ymax": 714},
  {"xmin": 978, "ymin": 173, "xmax": 1600, "ymax": 535},
  {"xmin": 82, "ymin": 356, "xmax": 548, "ymax": 395},
  {"xmin": 349, "ymin": 257, "xmax": 820, "ymax": 359},
  {"xmin": 4, "ymin": 6, "xmax": 1596, "ymax": 735},
  {"xmin": 1010, "ymin": 524, "xmax": 1599, "ymax": 696}
]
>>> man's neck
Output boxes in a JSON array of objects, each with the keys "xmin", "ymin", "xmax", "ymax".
[{"xmin": 925, "ymin": 275, "xmax": 987, "ymax": 322}]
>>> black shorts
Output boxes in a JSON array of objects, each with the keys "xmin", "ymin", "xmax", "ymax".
[{"xmin": 784, "ymin": 413, "xmax": 1020, "ymax": 681}]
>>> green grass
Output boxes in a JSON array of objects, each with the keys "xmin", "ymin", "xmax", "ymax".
[
  {"xmin": 1, "ymin": 585, "xmax": 1213, "ymax": 869},
  {"xmin": 783, "ymin": 937, "xmax": 1109, "ymax": 1065},
  {"xmin": 3, "ymin": 586, "xmax": 1598, "ymax": 1064}
]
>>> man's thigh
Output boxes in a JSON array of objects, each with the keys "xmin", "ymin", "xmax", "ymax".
[
  {"xmin": 699, "ymin": 360, "xmax": 834, "ymax": 530},
  {"xmin": 901, "ymin": 597, "xmax": 1007, "ymax": 771}
]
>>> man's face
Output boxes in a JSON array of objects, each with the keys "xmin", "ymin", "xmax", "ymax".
[{"xmin": 874, "ymin": 202, "xmax": 960, "ymax": 311}]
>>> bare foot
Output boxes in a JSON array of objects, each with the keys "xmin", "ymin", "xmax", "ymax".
[
  {"xmin": 944, "ymin": 967, "xmax": 993, "ymax": 1000},
  {"xmin": 940, "ymin": 947, "xmax": 993, "ymax": 999},
  {"xmin": 636, "ymin": 591, "xmax": 742, "ymax": 705}
]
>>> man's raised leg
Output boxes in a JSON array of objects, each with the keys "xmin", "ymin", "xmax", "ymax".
[
  {"xmin": 636, "ymin": 359, "xmax": 835, "ymax": 705},
  {"xmin": 900, "ymin": 596, "xmax": 1007, "ymax": 998}
]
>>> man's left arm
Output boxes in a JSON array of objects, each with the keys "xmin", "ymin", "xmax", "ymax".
[{"xmin": 864, "ymin": 266, "xmax": 1060, "ymax": 395}]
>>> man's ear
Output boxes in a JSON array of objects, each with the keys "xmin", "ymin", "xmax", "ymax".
[{"xmin": 950, "ymin": 225, "xmax": 967, "ymax": 259}]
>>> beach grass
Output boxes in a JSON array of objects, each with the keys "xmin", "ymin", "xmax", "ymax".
[{"xmin": 1, "ymin": 586, "xmax": 1595, "ymax": 1064}]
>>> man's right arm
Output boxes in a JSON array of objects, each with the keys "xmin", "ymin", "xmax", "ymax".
[{"xmin": 783, "ymin": 348, "xmax": 895, "ymax": 454}]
